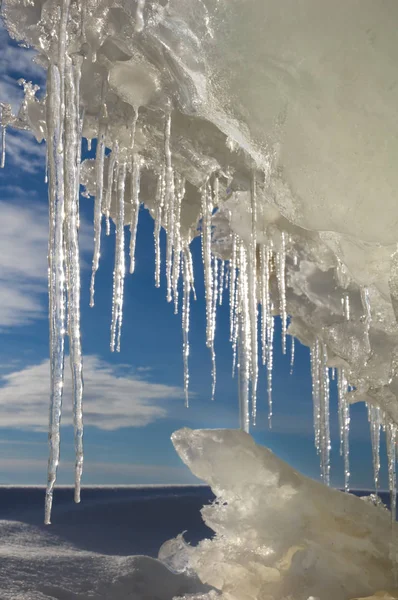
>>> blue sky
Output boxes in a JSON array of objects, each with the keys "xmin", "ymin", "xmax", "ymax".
[{"xmin": 0, "ymin": 22, "xmax": 389, "ymax": 490}]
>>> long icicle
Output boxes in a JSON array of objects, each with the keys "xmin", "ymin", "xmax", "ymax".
[
  {"xmin": 368, "ymin": 403, "xmax": 381, "ymax": 495},
  {"xmin": 248, "ymin": 170, "xmax": 258, "ymax": 423},
  {"xmin": 182, "ymin": 244, "xmax": 193, "ymax": 407},
  {"xmin": 64, "ymin": 54, "xmax": 84, "ymax": 504},
  {"xmin": 164, "ymin": 112, "xmax": 175, "ymax": 303},
  {"xmin": 154, "ymin": 170, "xmax": 164, "ymax": 288},
  {"xmin": 129, "ymin": 155, "xmax": 141, "ymax": 274},
  {"xmin": 105, "ymin": 142, "xmax": 118, "ymax": 235},
  {"xmin": 89, "ymin": 118, "xmax": 106, "ymax": 307},
  {"xmin": 110, "ymin": 161, "xmax": 126, "ymax": 352},
  {"xmin": 338, "ymin": 368, "xmax": 350, "ymax": 492}
]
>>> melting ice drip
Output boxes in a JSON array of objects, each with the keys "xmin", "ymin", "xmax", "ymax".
[{"xmin": 1, "ymin": 0, "xmax": 398, "ymax": 527}]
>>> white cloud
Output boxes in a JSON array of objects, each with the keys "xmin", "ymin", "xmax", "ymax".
[
  {"xmin": 0, "ymin": 196, "xmax": 92, "ymax": 328},
  {"xmin": 0, "ymin": 355, "xmax": 184, "ymax": 431},
  {"xmin": 2, "ymin": 128, "xmax": 46, "ymax": 174},
  {"xmin": 0, "ymin": 22, "xmax": 45, "ymax": 113}
]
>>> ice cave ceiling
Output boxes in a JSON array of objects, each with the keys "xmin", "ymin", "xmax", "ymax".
[{"xmin": 1, "ymin": 0, "xmax": 398, "ymax": 522}]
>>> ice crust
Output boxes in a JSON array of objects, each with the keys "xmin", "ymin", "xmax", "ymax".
[
  {"xmin": 165, "ymin": 428, "xmax": 398, "ymax": 600},
  {"xmin": 1, "ymin": 0, "xmax": 398, "ymax": 521}
]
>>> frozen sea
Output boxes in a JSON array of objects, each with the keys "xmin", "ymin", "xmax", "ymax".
[{"xmin": 0, "ymin": 486, "xmax": 390, "ymax": 599}]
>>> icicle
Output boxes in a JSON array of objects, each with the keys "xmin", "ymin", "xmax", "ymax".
[
  {"xmin": 290, "ymin": 335, "xmax": 295, "ymax": 375},
  {"xmin": 135, "ymin": 0, "xmax": 146, "ymax": 32},
  {"xmin": 130, "ymin": 108, "xmax": 139, "ymax": 154},
  {"xmin": 210, "ymin": 256, "xmax": 218, "ymax": 400},
  {"xmin": 164, "ymin": 112, "xmax": 175, "ymax": 303},
  {"xmin": 105, "ymin": 142, "xmax": 119, "ymax": 235},
  {"xmin": 219, "ymin": 260, "xmax": 225, "ymax": 306},
  {"xmin": 248, "ymin": 170, "xmax": 258, "ymax": 423},
  {"xmin": 238, "ymin": 314, "xmax": 250, "ymax": 433},
  {"xmin": 368, "ymin": 403, "xmax": 381, "ymax": 495},
  {"xmin": 172, "ymin": 175, "xmax": 184, "ymax": 314},
  {"xmin": 361, "ymin": 286, "xmax": 372, "ymax": 326},
  {"xmin": 312, "ymin": 342, "xmax": 331, "ymax": 486},
  {"xmin": 129, "ymin": 155, "xmax": 141, "ymax": 274},
  {"xmin": 110, "ymin": 162, "xmax": 126, "ymax": 353},
  {"xmin": 267, "ymin": 302, "xmax": 274, "ymax": 427},
  {"xmin": 89, "ymin": 121, "xmax": 106, "ymax": 307},
  {"xmin": 259, "ymin": 244, "xmax": 269, "ymax": 366},
  {"xmin": 1, "ymin": 124, "xmax": 6, "ymax": 169},
  {"xmin": 182, "ymin": 244, "xmax": 193, "ymax": 407},
  {"xmin": 202, "ymin": 180, "xmax": 214, "ymax": 347},
  {"xmin": 0, "ymin": 107, "xmax": 6, "ymax": 169},
  {"xmin": 230, "ymin": 235, "xmax": 237, "ymax": 343},
  {"xmin": 386, "ymin": 420, "xmax": 397, "ymax": 523},
  {"xmin": 154, "ymin": 167, "xmax": 166, "ymax": 288},
  {"xmin": 64, "ymin": 55, "xmax": 83, "ymax": 505},
  {"xmin": 338, "ymin": 368, "xmax": 350, "ymax": 492},
  {"xmin": 277, "ymin": 231, "xmax": 287, "ymax": 354},
  {"xmin": 344, "ymin": 293, "xmax": 350, "ymax": 321},
  {"xmin": 45, "ymin": 63, "xmax": 67, "ymax": 526},
  {"xmin": 311, "ymin": 339, "xmax": 321, "ymax": 455}
]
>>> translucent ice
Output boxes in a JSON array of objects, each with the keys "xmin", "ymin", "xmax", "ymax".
[{"xmin": 167, "ymin": 428, "xmax": 398, "ymax": 600}]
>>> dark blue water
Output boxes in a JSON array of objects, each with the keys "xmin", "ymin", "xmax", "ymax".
[
  {"xmin": 0, "ymin": 486, "xmax": 216, "ymax": 557},
  {"xmin": 0, "ymin": 486, "xmax": 393, "ymax": 558}
]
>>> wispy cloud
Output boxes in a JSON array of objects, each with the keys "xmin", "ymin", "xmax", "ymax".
[
  {"xmin": 2, "ymin": 129, "xmax": 46, "ymax": 174},
  {"xmin": 0, "ymin": 22, "xmax": 45, "ymax": 113},
  {"xmin": 0, "ymin": 194, "xmax": 92, "ymax": 328},
  {"xmin": 0, "ymin": 355, "xmax": 184, "ymax": 431}
]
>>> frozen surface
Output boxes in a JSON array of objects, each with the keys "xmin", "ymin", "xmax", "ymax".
[
  {"xmin": 1, "ymin": 0, "xmax": 398, "ymax": 523},
  {"xmin": 0, "ymin": 486, "xmax": 213, "ymax": 599},
  {"xmin": 164, "ymin": 428, "xmax": 398, "ymax": 600}
]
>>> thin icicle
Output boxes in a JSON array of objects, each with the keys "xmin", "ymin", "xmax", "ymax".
[
  {"xmin": 267, "ymin": 303, "xmax": 274, "ymax": 427},
  {"xmin": 182, "ymin": 244, "xmax": 193, "ymax": 407},
  {"xmin": 230, "ymin": 235, "xmax": 237, "ymax": 344},
  {"xmin": 64, "ymin": 55, "xmax": 83, "ymax": 505},
  {"xmin": 311, "ymin": 342, "xmax": 331, "ymax": 485},
  {"xmin": 164, "ymin": 112, "xmax": 175, "ymax": 303},
  {"xmin": 1, "ymin": 120, "xmax": 6, "ymax": 169},
  {"xmin": 130, "ymin": 108, "xmax": 139, "ymax": 154},
  {"xmin": 105, "ymin": 142, "xmax": 118, "ymax": 236},
  {"xmin": 259, "ymin": 244, "xmax": 269, "ymax": 367},
  {"xmin": 248, "ymin": 170, "xmax": 258, "ymax": 423},
  {"xmin": 210, "ymin": 256, "xmax": 218, "ymax": 400},
  {"xmin": 171, "ymin": 174, "xmax": 184, "ymax": 314},
  {"xmin": 368, "ymin": 403, "xmax": 381, "ymax": 495},
  {"xmin": 135, "ymin": 0, "xmax": 146, "ymax": 32},
  {"xmin": 238, "ymin": 314, "xmax": 250, "ymax": 433},
  {"xmin": 277, "ymin": 231, "xmax": 287, "ymax": 354},
  {"xmin": 154, "ymin": 172, "xmax": 163, "ymax": 288},
  {"xmin": 311, "ymin": 339, "xmax": 321, "ymax": 454},
  {"xmin": 89, "ymin": 121, "xmax": 106, "ymax": 307},
  {"xmin": 110, "ymin": 162, "xmax": 126, "ymax": 353},
  {"xmin": 386, "ymin": 420, "xmax": 397, "ymax": 523},
  {"xmin": 202, "ymin": 180, "xmax": 214, "ymax": 347},
  {"xmin": 219, "ymin": 259, "xmax": 225, "ymax": 306},
  {"xmin": 45, "ymin": 63, "xmax": 67, "ymax": 526},
  {"xmin": 290, "ymin": 335, "xmax": 295, "ymax": 375},
  {"xmin": 338, "ymin": 368, "xmax": 350, "ymax": 492},
  {"xmin": 129, "ymin": 155, "xmax": 141, "ymax": 274}
]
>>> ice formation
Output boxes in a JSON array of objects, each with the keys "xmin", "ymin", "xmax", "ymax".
[
  {"xmin": 1, "ymin": 0, "xmax": 398, "ymax": 530},
  {"xmin": 164, "ymin": 428, "xmax": 398, "ymax": 600}
]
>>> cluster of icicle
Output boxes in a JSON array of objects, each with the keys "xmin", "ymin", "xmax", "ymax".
[{"xmin": 1, "ymin": 1, "xmax": 397, "ymax": 528}]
